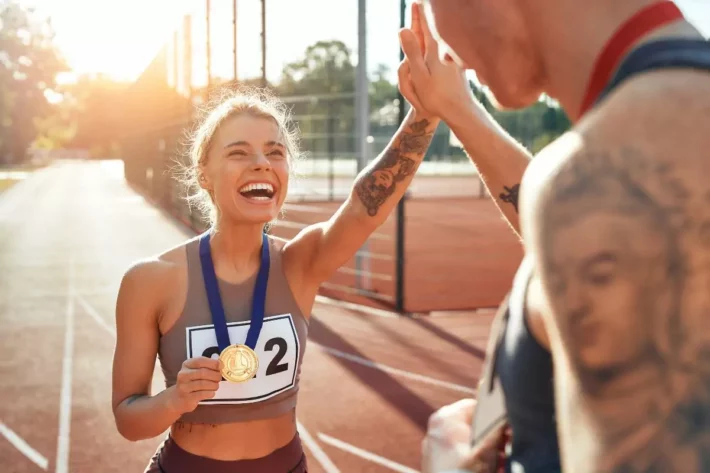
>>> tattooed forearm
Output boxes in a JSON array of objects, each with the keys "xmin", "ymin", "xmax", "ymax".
[
  {"xmin": 354, "ymin": 116, "xmax": 435, "ymax": 217},
  {"xmin": 400, "ymin": 118, "xmax": 433, "ymax": 154},
  {"xmin": 354, "ymin": 147, "xmax": 415, "ymax": 216},
  {"xmin": 536, "ymin": 146, "xmax": 710, "ymax": 472},
  {"xmin": 499, "ymin": 184, "xmax": 520, "ymax": 213}
]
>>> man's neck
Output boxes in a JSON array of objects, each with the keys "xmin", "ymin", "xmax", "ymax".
[{"xmin": 528, "ymin": 0, "xmax": 700, "ymax": 121}]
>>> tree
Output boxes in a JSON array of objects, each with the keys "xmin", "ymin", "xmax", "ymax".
[
  {"xmin": 0, "ymin": 0, "xmax": 67, "ymax": 163},
  {"xmin": 60, "ymin": 74, "xmax": 130, "ymax": 157},
  {"xmin": 279, "ymin": 40, "xmax": 355, "ymax": 96},
  {"xmin": 277, "ymin": 40, "xmax": 357, "ymax": 158},
  {"xmin": 369, "ymin": 64, "xmax": 398, "ymax": 113}
]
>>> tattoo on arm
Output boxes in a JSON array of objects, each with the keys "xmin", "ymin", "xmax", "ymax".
[
  {"xmin": 354, "ymin": 118, "xmax": 432, "ymax": 217},
  {"xmin": 499, "ymin": 184, "xmax": 520, "ymax": 213},
  {"xmin": 538, "ymin": 147, "xmax": 709, "ymax": 472},
  {"xmin": 125, "ymin": 394, "xmax": 143, "ymax": 405}
]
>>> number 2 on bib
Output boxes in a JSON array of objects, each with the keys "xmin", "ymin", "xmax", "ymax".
[{"xmin": 201, "ymin": 336, "xmax": 289, "ymax": 379}]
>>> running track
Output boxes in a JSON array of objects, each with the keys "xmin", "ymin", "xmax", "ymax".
[{"xmin": 0, "ymin": 161, "xmax": 497, "ymax": 473}]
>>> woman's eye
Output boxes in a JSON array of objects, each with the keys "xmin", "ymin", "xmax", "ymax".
[{"xmin": 228, "ymin": 150, "xmax": 248, "ymax": 158}]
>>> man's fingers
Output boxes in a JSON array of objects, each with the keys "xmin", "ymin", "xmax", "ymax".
[
  {"xmin": 411, "ymin": 2, "xmax": 426, "ymax": 54},
  {"xmin": 397, "ymin": 60, "xmax": 425, "ymax": 112},
  {"xmin": 399, "ymin": 29, "xmax": 429, "ymax": 83},
  {"xmin": 414, "ymin": 0, "xmax": 436, "ymax": 48},
  {"xmin": 428, "ymin": 398, "xmax": 477, "ymax": 432},
  {"xmin": 453, "ymin": 398, "xmax": 477, "ymax": 425}
]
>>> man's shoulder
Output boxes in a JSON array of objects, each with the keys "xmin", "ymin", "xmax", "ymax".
[{"xmin": 521, "ymin": 77, "xmax": 710, "ymax": 252}]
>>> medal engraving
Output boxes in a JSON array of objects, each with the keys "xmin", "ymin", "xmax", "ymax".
[{"xmin": 220, "ymin": 344, "xmax": 259, "ymax": 383}]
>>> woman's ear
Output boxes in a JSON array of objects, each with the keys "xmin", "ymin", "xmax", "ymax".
[{"xmin": 197, "ymin": 168, "xmax": 211, "ymax": 190}]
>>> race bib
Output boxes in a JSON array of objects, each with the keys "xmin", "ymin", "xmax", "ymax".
[{"xmin": 185, "ymin": 313, "xmax": 301, "ymax": 404}]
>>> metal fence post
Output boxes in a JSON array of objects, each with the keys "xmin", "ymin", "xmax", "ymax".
[
  {"xmin": 233, "ymin": 0, "xmax": 238, "ymax": 82},
  {"xmin": 355, "ymin": 0, "xmax": 372, "ymax": 293},
  {"xmin": 395, "ymin": 0, "xmax": 407, "ymax": 314},
  {"xmin": 206, "ymin": 0, "xmax": 212, "ymax": 89},
  {"xmin": 261, "ymin": 0, "xmax": 266, "ymax": 87}
]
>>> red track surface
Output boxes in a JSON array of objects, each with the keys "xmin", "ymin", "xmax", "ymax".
[
  {"xmin": 274, "ymin": 173, "xmax": 524, "ymax": 313},
  {"xmin": 0, "ymin": 161, "xmax": 502, "ymax": 473}
]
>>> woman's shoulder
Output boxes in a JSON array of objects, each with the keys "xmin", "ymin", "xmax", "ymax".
[{"xmin": 119, "ymin": 238, "xmax": 193, "ymax": 298}]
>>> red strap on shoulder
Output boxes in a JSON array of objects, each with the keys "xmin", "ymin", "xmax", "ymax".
[{"xmin": 578, "ymin": 1, "xmax": 684, "ymax": 118}]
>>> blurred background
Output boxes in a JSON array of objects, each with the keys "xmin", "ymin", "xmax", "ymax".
[
  {"xmin": 1, "ymin": 0, "xmax": 708, "ymax": 315},
  {"xmin": 1, "ymin": 2, "xmax": 709, "ymax": 473}
]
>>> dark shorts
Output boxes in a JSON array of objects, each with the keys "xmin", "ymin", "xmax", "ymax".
[{"xmin": 144, "ymin": 433, "xmax": 307, "ymax": 473}]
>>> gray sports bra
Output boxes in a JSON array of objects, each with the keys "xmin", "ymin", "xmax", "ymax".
[{"xmin": 157, "ymin": 235, "xmax": 309, "ymax": 424}]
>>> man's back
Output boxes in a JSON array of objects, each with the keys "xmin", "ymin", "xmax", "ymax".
[{"xmin": 522, "ymin": 47, "xmax": 710, "ymax": 472}]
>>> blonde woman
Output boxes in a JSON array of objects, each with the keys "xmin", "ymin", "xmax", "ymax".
[{"xmin": 111, "ymin": 65, "xmax": 442, "ymax": 473}]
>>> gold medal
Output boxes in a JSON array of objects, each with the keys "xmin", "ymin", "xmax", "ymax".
[{"xmin": 219, "ymin": 344, "xmax": 259, "ymax": 383}]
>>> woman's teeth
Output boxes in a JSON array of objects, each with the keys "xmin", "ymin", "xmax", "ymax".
[
  {"xmin": 238, "ymin": 182, "xmax": 275, "ymax": 200},
  {"xmin": 239, "ymin": 182, "xmax": 274, "ymax": 194}
]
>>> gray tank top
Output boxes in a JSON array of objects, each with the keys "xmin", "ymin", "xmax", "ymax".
[{"xmin": 158, "ymin": 235, "xmax": 309, "ymax": 424}]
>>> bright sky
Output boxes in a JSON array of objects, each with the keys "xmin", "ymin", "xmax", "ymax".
[{"xmin": 20, "ymin": 0, "xmax": 710, "ymax": 84}]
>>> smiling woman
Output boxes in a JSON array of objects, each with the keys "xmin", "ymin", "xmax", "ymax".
[
  {"xmin": 180, "ymin": 88, "xmax": 304, "ymax": 227},
  {"xmin": 110, "ymin": 84, "xmax": 440, "ymax": 472}
]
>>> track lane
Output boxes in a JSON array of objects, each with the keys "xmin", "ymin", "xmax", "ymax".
[{"xmin": 0, "ymin": 160, "xmax": 494, "ymax": 473}]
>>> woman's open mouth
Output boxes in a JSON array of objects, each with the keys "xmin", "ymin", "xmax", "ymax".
[{"xmin": 238, "ymin": 182, "xmax": 276, "ymax": 202}]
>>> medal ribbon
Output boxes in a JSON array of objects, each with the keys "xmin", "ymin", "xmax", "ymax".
[
  {"xmin": 578, "ymin": 0, "xmax": 684, "ymax": 118},
  {"xmin": 199, "ymin": 231, "xmax": 270, "ymax": 353}
]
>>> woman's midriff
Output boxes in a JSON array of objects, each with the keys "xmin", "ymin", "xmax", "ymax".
[{"xmin": 169, "ymin": 411, "xmax": 297, "ymax": 461}]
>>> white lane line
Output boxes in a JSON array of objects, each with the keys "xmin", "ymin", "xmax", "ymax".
[
  {"xmin": 317, "ymin": 433, "xmax": 419, "ymax": 473},
  {"xmin": 76, "ymin": 295, "xmax": 114, "ymax": 336},
  {"xmin": 0, "ymin": 421, "xmax": 49, "ymax": 470},
  {"xmin": 312, "ymin": 343, "xmax": 475, "ymax": 395},
  {"xmin": 314, "ymin": 295, "xmax": 398, "ymax": 318},
  {"xmin": 296, "ymin": 422, "xmax": 341, "ymax": 473},
  {"xmin": 78, "ymin": 296, "xmax": 343, "ymax": 472},
  {"xmin": 56, "ymin": 257, "xmax": 75, "ymax": 473}
]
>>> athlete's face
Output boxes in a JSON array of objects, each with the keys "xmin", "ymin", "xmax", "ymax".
[
  {"xmin": 200, "ymin": 114, "xmax": 290, "ymax": 225},
  {"xmin": 423, "ymin": 0, "xmax": 544, "ymax": 109}
]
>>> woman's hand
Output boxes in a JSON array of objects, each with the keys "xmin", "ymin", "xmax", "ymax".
[{"xmin": 167, "ymin": 357, "xmax": 222, "ymax": 414}]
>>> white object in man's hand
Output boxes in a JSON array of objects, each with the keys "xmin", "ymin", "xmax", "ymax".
[{"xmin": 422, "ymin": 399, "xmax": 506, "ymax": 473}]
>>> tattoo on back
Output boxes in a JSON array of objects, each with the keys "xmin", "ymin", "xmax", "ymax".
[
  {"xmin": 354, "ymin": 118, "xmax": 432, "ymax": 216},
  {"xmin": 538, "ymin": 147, "xmax": 710, "ymax": 472},
  {"xmin": 499, "ymin": 184, "xmax": 520, "ymax": 213}
]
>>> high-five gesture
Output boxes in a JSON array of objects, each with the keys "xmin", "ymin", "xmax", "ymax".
[{"xmin": 397, "ymin": 2, "xmax": 481, "ymax": 123}]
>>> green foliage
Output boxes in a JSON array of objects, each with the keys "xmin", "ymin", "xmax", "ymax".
[
  {"xmin": 0, "ymin": 0, "xmax": 68, "ymax": 163},
  {"xmin": 270, "ymin": 39, "xmax": 571, "ymax": 163},
  {"xmin": 473, "ymin": 84, "xmax": 571, "ymax": 153},
  {"xmin": 277, "ymin": 41, "xmax": 357, "ymax": 158}
]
